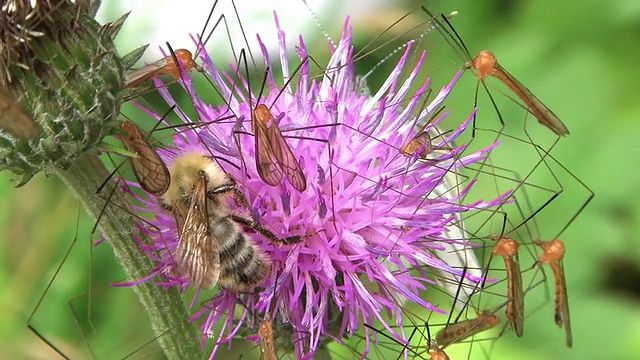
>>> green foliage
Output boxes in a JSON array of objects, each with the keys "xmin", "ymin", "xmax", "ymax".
[{"xmin": 1, "ymin": 0, "xmax": 639, "ymax": 359}]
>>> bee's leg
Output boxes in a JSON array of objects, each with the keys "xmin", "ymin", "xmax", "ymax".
[
  {"xmin": 207, "ymin": 178, "xmax": 251, "ymax": 209},
  {"xmin": 230, "ymin": 215, "xmax": 303, "ymax": 246},
  {"xmin": 231, "ymin": 188, "xmax": 250, "ymax": 209},
  {"xmin": 207, "ymin": 180, "xmax": 238, "ymax": 196}
]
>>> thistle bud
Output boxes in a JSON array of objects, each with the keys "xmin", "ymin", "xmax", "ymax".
[{"xmin": 0, "ymin": 0, "xmax": 130, "ymax": 185}]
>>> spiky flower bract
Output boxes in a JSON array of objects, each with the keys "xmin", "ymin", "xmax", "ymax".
[
  {"xmin": 130, "ymin": 14, "xmax": 512, "ymax": 359},
  {"xmin": 0, "ymin": 2, "xmax": 203, "ymax": 358},
  {"xmin": 0, "ymin": 0, "xmax": 126, "ymax": 184}
]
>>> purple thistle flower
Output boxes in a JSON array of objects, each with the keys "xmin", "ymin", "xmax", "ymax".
[{"xmin": 128, "ymin": 13, "xmax": 512, "ymax": 359}]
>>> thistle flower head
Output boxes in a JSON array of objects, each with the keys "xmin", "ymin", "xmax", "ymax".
[{"xmin": 131, "ymin": 14, "xmax": 512, "ymax": 358}]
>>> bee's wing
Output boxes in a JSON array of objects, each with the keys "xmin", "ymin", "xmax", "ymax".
[
  {"xmin": 265, "ymin": 122, "xmax": 307, "ymax": 192},
  {"xmin": 176, "ymin": 175, "xmax": 220, "ymax": 289},
  {"xmin": 253, "ymin": 115, "xmax": 285, "ymax": 187},
  {"xmin": 171, "ymin": 201, "xmax": 188, "ymax": 241},
  {"xmin": 120, "ymin": 121, "xmax": 170, "ymax": 195}
]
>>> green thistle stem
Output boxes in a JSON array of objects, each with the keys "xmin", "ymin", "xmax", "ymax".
[{"xmin": 55, "ymin": 153, "xmax": 202, "ymax": 359}]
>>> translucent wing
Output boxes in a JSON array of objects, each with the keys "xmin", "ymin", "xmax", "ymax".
[
  {"xmin": 435, "ymin": 311, "xmax": 500, "ymax": 347},
  {"xmin": 175, "ymin": 175, "xmax": 220, "ymax": 289},
  {"xmin": 494, "ymin": 62, "xmax": 570, "ymax": 136},
  {"xmin": 493, "ymin": 237, "xmax": 524, "ymax": 337},
  {"xmin": 124, "ymin": 49, "xmax": 200, "ymax": 89},
  {"xmin": 509, "ymin": 254, "xmax": 525, "ymax": 336},
  {"xmin": 119, "ymin": 121, "xmax": 170, "ymax": 195},
  {"xmin": 554, "ymin": 262, "xmax": 572, "ymax": 348},
  {"xmin": 252, "ymin": 105, "xmax": 284, "ymax": 187},
  {"xmin": 254, "ymin": 104, "xmax": 307, "ymax": 192},
  {"xmin": 535, "ymin": 239, "xmax": 572, "ymax": 347},
  {"xmin": 124, "ymin": 57, "xmax": 172, "ymax": 89},
  {"xmin": 469, "ymin": 51, "xmax": 569, "ymax": 136},
  {"xmin": 266, "ymin": 124, "xmax": 307, "ymax": 192}
]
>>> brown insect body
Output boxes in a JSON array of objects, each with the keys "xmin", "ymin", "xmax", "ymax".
[
  {"xmin": 258, "ymin": 320, "xmax": 278, "ymax": 360},
  {"xmin": 119, "ymin": 121, "xmax": 170, "ymax": 196},
  {"xmin": 428, "ymin": 341, "xmax": 450, "ymax": 360},
  {"xmin": 492, "ymin": 237, "xmax": 524, "ymax": 336},
  {"xmin": 252, "ymin": 103, "xmax": 307, "ymax": 192},
  {"xmin": 467, "ymin": 50, "xmax": 570, "ymax": 136},
  {"xmin": 402, "ymin": 132, "xmax": 434, "ymax": 158},
  {"xmin": 536, "ymin": 238, "xmax": 572, "ymax": 348},
  {"xmin": 124, "ymin": 49, "xmax": 202, "ymax": 89},
  {"xmin": 0, "ymin": 90, "xmax": 39, "ymax": 140},
  {"xmin": 161, "ymin": 152, "xmax": 271, "ymax": 291},
  {"xmin": 401, "ymin": 131, "xmax": 452, "ymax": 159},
  {"xmin": 435, "ymin": 310, "xmax": 500, "ymax": 347}
]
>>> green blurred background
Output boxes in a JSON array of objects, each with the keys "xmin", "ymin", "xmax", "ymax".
[{"xmin": 1, "ymin": 0, "xmax": 639, "ymax": 359}]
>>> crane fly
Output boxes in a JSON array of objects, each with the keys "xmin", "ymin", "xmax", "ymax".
[
  {"xmin": 428, "ymin": 341, "xmax": 450, "ymax": 360},
  {"xmin": 465, "ymin": 50, "xmax": 570, "ymax": 136},
  {"xmin": 401, "ymin": 132, "xmax": 435, "ymax": 158},
  {"xmin": 435, "ymin": 310, "xmax": 501, "ymax": 348},
  {"xmin": 535, "ymin": 238, "xmax": 572, "ymax": 348},
  {"xmin": 258, "ymin": 319, "xmax": 277, "ymax": 360},
  {"xmin": 0, "ymin": 89, "xmax": 39, "ymax": 140},
  {"xmin": 492, "ymin": 236, "xmax": 524, "ymax": 336},
  {"xmin": 401, "ymin": 131, "xmax": 452, "ymax": 159},
  {"xmin": 252, "ymin": 103, "xmax": 307, "ymax": 192},
  {"xmin": 124, "ymin": 49, "xmax": 203, "ymax": 89},
  {"xmin": 119, "ymin": 120, "xmax": 170, "ymax": 196}
]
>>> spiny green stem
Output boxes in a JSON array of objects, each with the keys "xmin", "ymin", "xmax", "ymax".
[{"xmin": 55, "ymin": 153, "xmax": 202, "ymax": 359}]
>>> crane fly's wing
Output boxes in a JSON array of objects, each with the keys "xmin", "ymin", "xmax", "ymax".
[
  {"xmin": 120, "ymin": 121, "xmax": 170, "ymax": 195},
  {"xmin": 511, "ymin": 255, "xmax": 525, "ymax": 337},
  {"xmin": 124, "ymin": 57, "xmax": 172, "ymax": 89},
  {"xmin": 555, "ymin": 262, "xmax": 572, "ymax": 348},
  {"xmin": 176, "ymin": 175, "xmax": 220, "ymax": 289},
  {"xmin": 436, "ymin": 311, "xmax": 500, "ymax": 347},
  {"xmin": 253, "ymin": 114, "xmax": 285, "ymax": 187},
  {"xmin": 265, "ymin": 121, "xmax": 307, "ymax": 192},
  {"xmin": 495, "ymin": 63, "xmax": 570, "ymax": 136}
]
